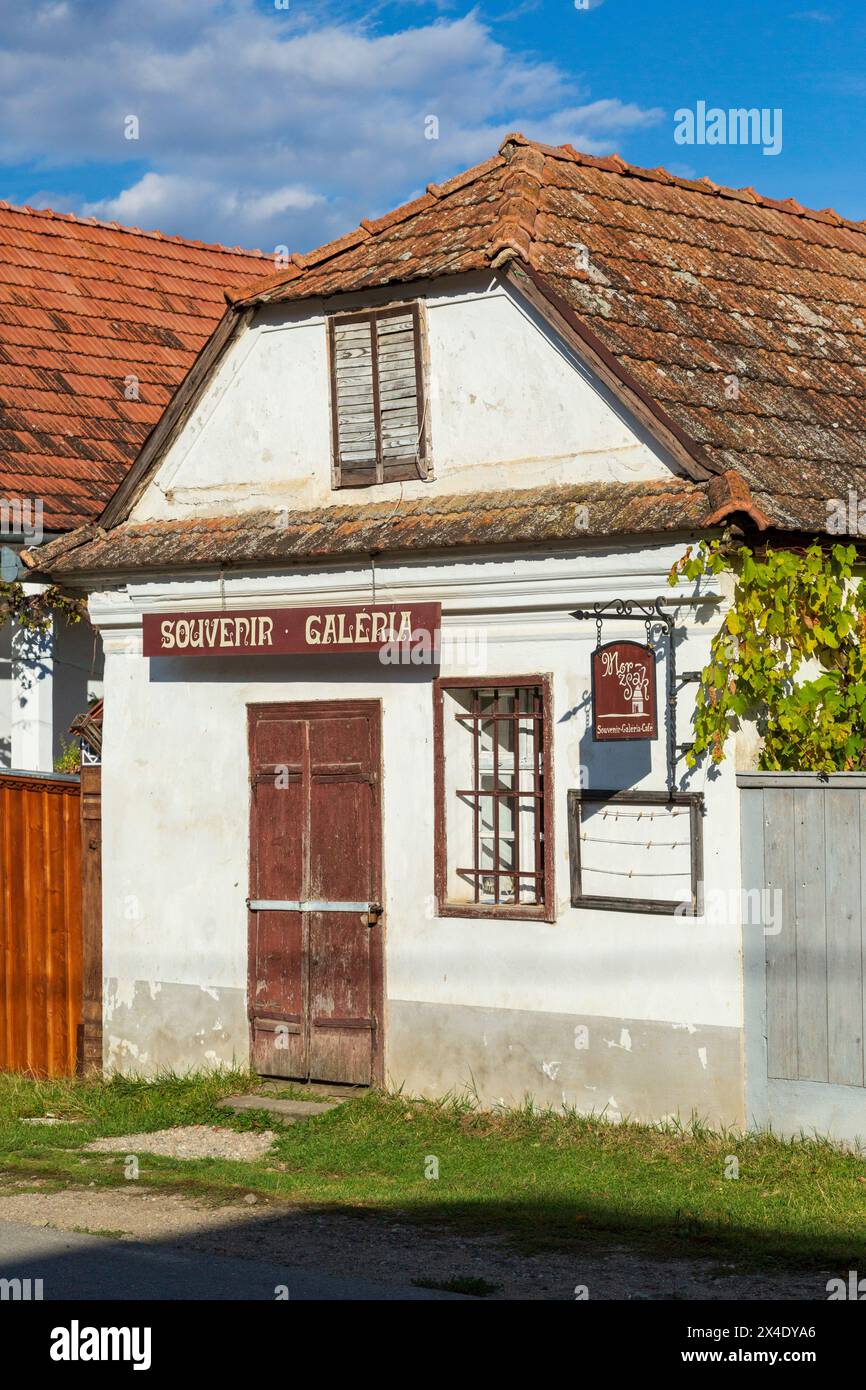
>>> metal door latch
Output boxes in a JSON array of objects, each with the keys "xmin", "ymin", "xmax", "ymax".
[{"xmin": 247, "ymin": 898, "xmax": 383, "ymax": 923}]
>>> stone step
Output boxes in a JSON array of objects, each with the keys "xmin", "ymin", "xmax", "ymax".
[
  {"xmin": 217, "ymin": 1094, "xmax": 342, "ymax": 1122},
  {"xmin": 255, "ymin": 1079, "xmax": 366, "ymax": 1100}
]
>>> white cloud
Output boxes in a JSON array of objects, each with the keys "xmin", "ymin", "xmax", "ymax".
[
  {"xmin": 0, "ymin": 0, "xmax": 663, "ymax": 251},
  {"xmin": 83, "ymin": 172, "xmax": 324, "ymax": 245}
]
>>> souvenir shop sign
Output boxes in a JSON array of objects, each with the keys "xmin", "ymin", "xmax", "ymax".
[
  {"xmin": 591, "ymin": 640, "xmax": 658, "ymax": 741},
  {"xmin": 143, "ymin": 602, "xmax": 442, "ymax": 657}
]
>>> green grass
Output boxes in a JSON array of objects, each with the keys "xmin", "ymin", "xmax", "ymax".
[{"xmin": 1, "ymin": 1071, "xmax": 866, "ymax": 1271}]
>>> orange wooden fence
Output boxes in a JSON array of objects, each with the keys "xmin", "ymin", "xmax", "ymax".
[{"xmin": 0, "ymin": 771, "xmax": 83, "ymax": 1076}]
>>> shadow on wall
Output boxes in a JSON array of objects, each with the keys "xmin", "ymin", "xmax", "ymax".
[
  {"xmin": 146, "ymin": 651, "xmax": 442, "ymax": 688},
  {"xmin": 52, "ymin": 618, "xmax": 104, "ymax": 766}
]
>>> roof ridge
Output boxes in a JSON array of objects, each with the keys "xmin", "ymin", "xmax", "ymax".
[
  {"xmin": 501, "ymin": 132, "xmax": 863, "ymax": 234},
  {"xmin": 0, "ymin": 197, "xmax": 267, "ymax": 259},
  {"xmin": 228, "ymin": 149, "xmax": 511, "ymax": 307},
  {"xmin": 488, "ymin": 138, "xmax": 545, "ymax": 268},
  {"xmin": 228, "ymin": 130, "xmax": 866, "ymax": 312}
]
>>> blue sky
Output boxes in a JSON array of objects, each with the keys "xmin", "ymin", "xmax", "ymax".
[{"xmin": 0, "ymin": 0, "xmax": 862, "ymax": 252}]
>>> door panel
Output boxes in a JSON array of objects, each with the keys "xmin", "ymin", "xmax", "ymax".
[
  {"xmin": 308, "ymin": 774, "xmax": 376, "ymax": 1083},
  {"xmin": 249, "ymin": 761, "xmax": 306, "ymax": 1079},
  {"xmin": 248, "ymin": 702, "xmax": 382, "ymax": 1085}
]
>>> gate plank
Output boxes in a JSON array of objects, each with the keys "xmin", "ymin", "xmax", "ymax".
[
  {"xmin": 8, "ymin": 782, "xmax": 28, "ymax": 1069},
  {"xmin": 79, "ymin": 767, "xmax": 103, "ymax": 1072},
  {"xmin": 825, "ymin": 789, "xmax": 863, "ymax": 1087},
  {"xmin": 740, "ymin": 785, "xmax": 769, "ymax": 1128},
  {"xmin": 65, "ymin": 787, "xmax": 84, "ymax": 1075},
  {"xmin": 794, "ymin": 787, "xmax": 828, "ymax": 1083},
  {"xmin": 764, "ymin": 788, "xmax": 797, "ymax": 1080},
  {"xmin": 0, "ymin": 773, "xmax": 82, "ymax": 1077}
]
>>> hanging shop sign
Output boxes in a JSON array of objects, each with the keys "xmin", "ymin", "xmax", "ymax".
[
  {"xmin": 591, "ymin": 639, "xmax": 658, "ymax": 741},
  {"xmin": 142, "ymin": 602, "xmax": 442, "ymax": 657}
]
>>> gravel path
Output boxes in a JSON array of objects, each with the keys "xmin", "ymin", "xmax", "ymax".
[
  {"xmin": 83, "ymin": 1126, "xmax": 276, "ymax": 1161},
  {"xmin": 0, "ymin": 1184, "xmax": 839, "ymax": 1300}
]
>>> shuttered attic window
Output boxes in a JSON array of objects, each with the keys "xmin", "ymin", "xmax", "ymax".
[{"xmin": 328, "ymin": 304, "xmax": 429, "ymax": 487}]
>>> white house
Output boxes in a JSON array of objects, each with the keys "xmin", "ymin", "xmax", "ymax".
[{"xmin": 30, "ymin": 135, "xmax": 866, "ymax": 1132}]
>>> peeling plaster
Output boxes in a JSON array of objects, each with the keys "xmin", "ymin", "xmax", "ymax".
[
  {"xmin": 103, "ymin": 980, "xmax": 247, "ymax": 1077},
  {"xmin": 106, "ymin": 977, "xmax": 138, "ymax": 1013}
]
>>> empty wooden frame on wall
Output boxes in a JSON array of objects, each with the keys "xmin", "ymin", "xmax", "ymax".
[{"xmin": 568, "ymin": 788, "xmax": 705, "ymax": 916}]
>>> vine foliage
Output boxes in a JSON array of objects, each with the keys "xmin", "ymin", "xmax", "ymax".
[
  {"xmin": 668, "ymin": 538, "xmax": 866, "ymax": 773},
  {"xmin": 0, "ymin": 580, "xmax": 86, "ymax": 635}
]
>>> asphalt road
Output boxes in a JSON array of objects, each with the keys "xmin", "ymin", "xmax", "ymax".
[{"xmin": 0, "ymin": 1219, "xmax": 462, "ymax": 1301}]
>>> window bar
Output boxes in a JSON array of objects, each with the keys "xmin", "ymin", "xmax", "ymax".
[
  {"xmin": 512, "ymin": 690, "xmax": 520, "ymax": 904},
  {"xmin": 453, "ymin": 686, "xmax": 545, "ymax": 906},
  {"xmin": 454, "ymin": 867, "xmax": 543, "ymax": 881},
  {"xmin": 492, "ymin": 688, "xmax": 500, "ymax": 904},
  {"xmin": 455, "ymin": 709, "xmax": 544, "ymax": 727},
  {"xmin": 472, "ymin": 687, "xmax": 481, "ymax": 904},
  {"xmin": 456, "ymin": 787, "xmax": 543, "ymax": 800},
  {"xmin": 533, "ymin": 687, "xmax": 543, "ymax": 904}
]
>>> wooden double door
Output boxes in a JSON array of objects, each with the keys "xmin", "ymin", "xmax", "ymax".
[{"xmin": 247, "ymin": 702, "xmax": 383, "ymax": 1086}]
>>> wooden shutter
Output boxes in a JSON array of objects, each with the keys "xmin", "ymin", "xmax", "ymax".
[
  {"xmin": 330, "ymin": 305, "xmax": 427, "ymax": 487},
  {"xmin": 376, "ymin": 310, "xmax": 422, "ymax": 478},
  {"xmin": 331, "ymin": 316, "xmax": 377, "ymax": 487}
]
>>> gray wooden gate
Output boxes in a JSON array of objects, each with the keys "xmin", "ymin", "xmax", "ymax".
[{"xmin": 739, "ymin": 772, "xmax": 866, "ymax": 1143}]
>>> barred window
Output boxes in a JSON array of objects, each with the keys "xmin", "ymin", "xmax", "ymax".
[
  {"xmin": 328, "ymin": 304, "xmax": 429, "ymax": 488},
  {"xmin": 435, "ymin": 680, "xmax": 552, "ymax": 919}
]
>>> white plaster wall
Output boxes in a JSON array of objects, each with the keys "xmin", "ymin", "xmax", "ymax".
[
  {"xmin": 94, "ymin": 543, "xmax": 743, "ymax": 1072},
  {"xmin": 131, "ymin": 273, "xmax": 683, "ymax": 522}
]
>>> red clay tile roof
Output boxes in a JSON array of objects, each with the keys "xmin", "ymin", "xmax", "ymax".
[
  {"xmin": 227, "ymin": 133, "xmax": 866, "ymax": 536},
  {"xmin": 28, "ymin": 478, "xmax": 738, "ymax": 577},
  {"xmin": 0, "ymin": 201, "xmax": 266, "ymax": 531}
]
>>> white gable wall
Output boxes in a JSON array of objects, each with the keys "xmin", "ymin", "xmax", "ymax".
[{"xmin": 131, "ymin": 272, "xmax": 684, "ymax": 523}]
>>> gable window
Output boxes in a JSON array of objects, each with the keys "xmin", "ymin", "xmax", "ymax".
[
  {"xmin": 328, "ymin": 304, "xmax": 429, "ymax": 488},
  {"xmin": 434, "ymin": 677, "xmax": 554, "ymax": 921}
]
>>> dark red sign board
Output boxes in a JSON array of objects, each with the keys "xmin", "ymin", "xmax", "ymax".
[
  {"xmin": 142, "ymin": 602, "xmax": 442, "ymax": 657},
  {"xmin": 591, "ymin": 640, "xmax": 658, "ymax": 741}
]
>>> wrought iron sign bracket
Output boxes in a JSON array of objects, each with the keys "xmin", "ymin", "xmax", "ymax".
[{"xmin": 571, "ymin": 596, "xmax": 707, "ymax": 802}]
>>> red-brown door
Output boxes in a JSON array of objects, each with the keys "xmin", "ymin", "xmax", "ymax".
[{"xmin": 247, "ymin": 701, "xmax": 383, "ymax": 1085}]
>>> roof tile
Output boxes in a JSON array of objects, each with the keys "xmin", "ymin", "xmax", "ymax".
[
  {"xmin": 30, "ymin": 479, "xmax": 720, "ymax": 576},
  {"xmin": 25, "ymin": 131, "xmax": 866, "ymax": 542},
  {"xmin": 0, "ymin": 200, "xmax": 267, "ymax": 529}
]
